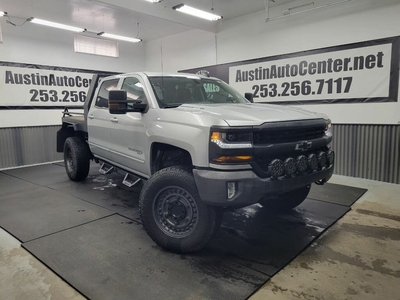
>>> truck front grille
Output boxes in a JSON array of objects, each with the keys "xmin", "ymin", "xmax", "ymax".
[{"xmin": 253, "ymin": 126, "xmax": 325, "ymax": 145}]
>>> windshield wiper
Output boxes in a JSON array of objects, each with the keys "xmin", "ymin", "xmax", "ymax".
[{"xmin": 163, "ymin": 104, "xmax": 182, "ymax": 109}]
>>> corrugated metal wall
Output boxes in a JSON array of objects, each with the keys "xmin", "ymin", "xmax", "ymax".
[
  {"xmin": 332, "ymin": 124, "xmax": 400, "ymax": 184},
  {"xmin": 0, "ymin": 126, "xmax": 62, "ymax": 170},
  {"xmin": 1, "ymin": 124, "xmax": 399, "ymax": 184}
]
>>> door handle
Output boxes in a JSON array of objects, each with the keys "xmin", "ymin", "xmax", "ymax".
[
  {"xmin": 110, "ymin": 117, "xmax": 119, "ymax": 123},
  {"xmin": 88, "ymin": 114, "xmax": 94, "ymax": 119}
]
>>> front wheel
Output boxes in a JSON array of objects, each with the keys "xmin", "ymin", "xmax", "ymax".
[
  {"xmin": 259, "ymin": 185, "xmax": 311, "ymax": 212},
  {"xmin": 139, "ymin": 166, "xmax": 218, "ymax": 253}
]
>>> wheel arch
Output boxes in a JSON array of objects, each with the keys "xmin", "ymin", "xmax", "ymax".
[
  {"xmin": 150, "ymin": 142, "xmax": 193, "ymax": 175},
  {"xmin": 57, "ymin": 124, "xmax": 88, "ymax": 153}
]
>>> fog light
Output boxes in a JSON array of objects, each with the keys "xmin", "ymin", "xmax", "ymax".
[
  {"xmin": 227, "ymin": 182, "xmax": 236, "ymax": 199},
  {"xmin": 284, "ymin": 157, "xmax": 297, "ymax": 176},
  {"xmin": 297, "ymin": 155, "xmax": 307, "ymax": 173},
  {"xmin": 307, "ymin": 154, "xmax": 318, "ymax": 171},
  {"xmin": 326, "ymin": 150, "xmax": 335, "ymax": 165},
  {"xmin": 317, "ymin": 151, "xmax": 327, "ymax": 168},
  {"xmin": 269, "ymin": 159, "xmax": 284, "ymax": 178}
]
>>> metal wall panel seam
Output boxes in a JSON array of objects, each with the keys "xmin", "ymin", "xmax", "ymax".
[{"xmin": 0, "ymin": 124, "xmax": 399, "ymax": 183}]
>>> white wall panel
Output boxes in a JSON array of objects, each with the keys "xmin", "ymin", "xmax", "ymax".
[
  {"xmin": 0, "ymin": 20, "xmax": 145, "ymax": 72},
  {"xmin": 216, "ymin": 0, "xmax": 400, "ymax": 125},
  {"xmin": 216, "ymin": 0, "xmax": 400, "ymax": 64},
  {"xmin": 145, "ymin": 29, "xmax": 217, "ymax": 73},
  {"xmin": 0, "ymin": 19, "xmax": 146, "ymax": 127},
  {"xmin": 144, "ymin": 0, "xmax": 400, "ymax": 125}
]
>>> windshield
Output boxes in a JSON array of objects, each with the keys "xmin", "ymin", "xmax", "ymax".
[{"xmin": 148, "ymin": 76, "xmax": 249, "ymax": 108}]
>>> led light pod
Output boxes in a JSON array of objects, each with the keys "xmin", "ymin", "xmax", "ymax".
[
  {"xmin": 307, "ymin": 154, "xmax": 318, "ymax": 171},
  {"xmin": 284, "ymin": 157, "xmax": 297, "ymax": 176},
  {"xmin": 269, "ymin": 159, "xmax": 284, "ymax": 178},
  {"xmin": 297, "ymin": 155, "xmax": 308, "ymax": 173},
  {"xmin": 317, "ymin": 151, "xmax": 327, "ymax": 168}
]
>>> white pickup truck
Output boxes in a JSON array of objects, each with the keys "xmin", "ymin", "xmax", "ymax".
[{"xmin": 57, "ymin": 72, "xmax": 335, "ymax": 253}]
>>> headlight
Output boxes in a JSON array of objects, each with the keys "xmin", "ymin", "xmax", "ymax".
[
  {"xmin": 325, "ymin": 122, "xmax": 332, "ymax": 138},
  {"xmin": 209, "ymin": 130, "xmax": 253, "ymax": 164},
  {"xmin": 211, "ymin": 131, "xmax": 252, "ymax": 149}
]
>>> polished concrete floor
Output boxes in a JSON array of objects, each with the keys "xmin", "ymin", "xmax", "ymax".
[
  {"xmin": 1, "ymin": 173, "xmax": 399, "ymax": 300},
  {"xmin": 251, "ymin": 175, "xmax": 400, "ymax": 300}
]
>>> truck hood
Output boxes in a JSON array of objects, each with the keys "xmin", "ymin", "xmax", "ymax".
[{"xmin": 176, "ymin": 103, "xmax": 327, "ymax": 126}]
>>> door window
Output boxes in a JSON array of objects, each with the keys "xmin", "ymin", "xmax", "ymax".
[{"xmin": 95, "ymin": 79, "xmax": 119, "ymax": 108}]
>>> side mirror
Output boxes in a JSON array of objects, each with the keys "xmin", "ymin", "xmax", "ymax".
[
  {"xmin": 244, "ymin": 93, "xmax": 254, "ymax": 103},
  {"xmin": 109, "ymin": 90, "xmax": 148, "ymax": 114}
]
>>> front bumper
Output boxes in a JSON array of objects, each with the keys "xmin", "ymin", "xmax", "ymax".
[{"xmin": 193, "ymin": 164, "xmax": 334, "ymax": 207}]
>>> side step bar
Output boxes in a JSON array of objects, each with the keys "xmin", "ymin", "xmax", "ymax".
[
  {"xmin": 122, "ymin": 173, "xmax": 141, "ymax": 187},
  {"xmin": 99, "ymin": 163, "xmax": 114, "ymax": 174},
  {"xmin": 98, "ymin": 160, "xmax": 142, "ymax": 187}
]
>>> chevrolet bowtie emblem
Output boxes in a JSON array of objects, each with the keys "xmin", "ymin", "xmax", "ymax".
[{"xmin": 295, "ymin": 141, "xmax": 312, "ymax": 151}]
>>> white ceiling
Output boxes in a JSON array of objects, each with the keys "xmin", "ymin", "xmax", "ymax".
[{"xmin": 0, "ymin": 0, "xmax": 298, "ymax": 41}]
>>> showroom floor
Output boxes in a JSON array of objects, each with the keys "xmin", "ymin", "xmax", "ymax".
[
  {"xmin": 251, "ymin": 175, "xmax": 400, "ymax": 300},
  {"xmin": 0, "ymin": 163, "xmax": 399, "ymax": 300}
]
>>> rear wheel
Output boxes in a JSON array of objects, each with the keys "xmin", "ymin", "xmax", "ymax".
[
  {"xmin": 259, "ymin": 185, "xmax": 311, "ymax": 212},
  {"xmin": 139, "ymin": 166, "xmax": 218, "ymax": 253},
  {"xmin": 64, "ymin": 137, "xmax": 91, "ymax": 181}
]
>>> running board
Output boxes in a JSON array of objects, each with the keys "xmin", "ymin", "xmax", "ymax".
[
  {"xmin": 99, "ymin": 163, "xmax": 114, "ymax": 174},
  {"xmin": 122, "ymin": 173, "xmax": 141, "ymax": 187}
]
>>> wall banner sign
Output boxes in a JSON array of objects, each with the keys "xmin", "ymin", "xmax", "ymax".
[
  {"xmin": 181, "ymin": 36, "xmax": 400, "ymax": 105},
  {"xmin": 0, "ymin": 62, "xmax": 117, "ymax": 109}
]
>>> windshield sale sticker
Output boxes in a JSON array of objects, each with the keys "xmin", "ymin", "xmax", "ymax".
[
  {"xmin": 229, "ymin": 43, "xmax": 393, "ymax": 104},
  {"xmin": 0, "ymin": 66, "xmax": 93, "ymax": 108}
]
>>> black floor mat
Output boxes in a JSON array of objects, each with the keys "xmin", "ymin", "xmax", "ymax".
[
  {"xmin": 0, "ymin": 173, "xmax": 38, "ymax": 196},
  {"xmin": 3, "ymin": 164, "xmax": 70, "ymax": 186},
  {"xmin": 52, "ymin": 161, "xmax": 65, "ymax": 167},
  {"xmin": 0, "ymin": 164, "xmax": 366, "ymax": 299},
  {"xmin": 207, "ymin": 199, "xmax": 350, "ymax": 276},
  {"xmin": 48, "ymin": 172, "xmax": 142, "ymax": 213},
  {"xmin": 23, "ymin": 214, "xmax": 269, "ymax": 300},
  {"xmin": 308, "ymin": 182, "xmax": 367, "ymax": 206},
  {"xmin": 118, "ymin": 208, "xmax": 142, "ymax": 223},
  {"xmin": 49, "ymin": 163, "xmax": 143, "ymax": 221},
  {"xmin": 0, "ymin": 185, "xmax": 114, "ymax": 242}
]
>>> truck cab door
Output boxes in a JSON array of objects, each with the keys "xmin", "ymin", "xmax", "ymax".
[
  {"xmin": 108, "ymin": 76, "xmax": 149, "ymax": 177},
  {"xmin": 87, "ymin": 78, "xmax": 120, "ymax": 161}
]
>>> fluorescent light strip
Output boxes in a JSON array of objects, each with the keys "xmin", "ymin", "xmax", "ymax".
[
  {"xmin": 30, "ymin": 18, "xmax": 86, "ymax": 32},
  {"xmin": 267, "ymin": 0, "xmax": 354, "ymax": 21},
  {"xmin": 98, "ymin": 32, "xmax": 141, "ymax": 43},
  {"xmin": 172, "ymin": 4, "xmax": 222, "ymax": 21},
  {"xmin": 145, "ymin": 0, "xmax": 162, "ymax": 2}
]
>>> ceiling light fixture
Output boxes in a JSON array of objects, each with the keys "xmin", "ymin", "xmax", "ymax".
[
  {"xmin": 172, "ymin": 4, "xmax": 222, "ymax": 21},
  {"xmin": 0, "ymin": 11, "xmax": 7, "ymax": 17},
  {"xmin": 145, "ymin": 0, "xmax": 162, "ymax": 3},
  {"xmin": 267, "ymin": 0, "xmax": 355, "ymax": 21},
  {"xmin": 29, "ymin": 18, "xmax": 86, "ymax": 32},
  {"xmin": 282, "ymin": 2, "xmax": 314, "ymax": 15},
  {"xmin": 97, "ymin": 32, "xmax": 141, "ymax": 43}
]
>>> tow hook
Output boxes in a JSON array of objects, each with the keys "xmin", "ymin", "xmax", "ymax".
[{"xmin": 315, "ymin": 179, "xmax": 328, "ymax": 185}]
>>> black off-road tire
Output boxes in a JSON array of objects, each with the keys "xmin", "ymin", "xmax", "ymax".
[
  {"xmin": 139, "ymin": 166, "xmax": 217, "ymax": 253},
  {"xmin": 259, "ymin": 185, "xmax": 311, "ymax": 212},
  {"xmin": 213, "ymin": 208, "xmax": 224, "ymax": 237},
  {"xmin": 63, "ymin": 137, "xmax": 91, "ymax": 182}
]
